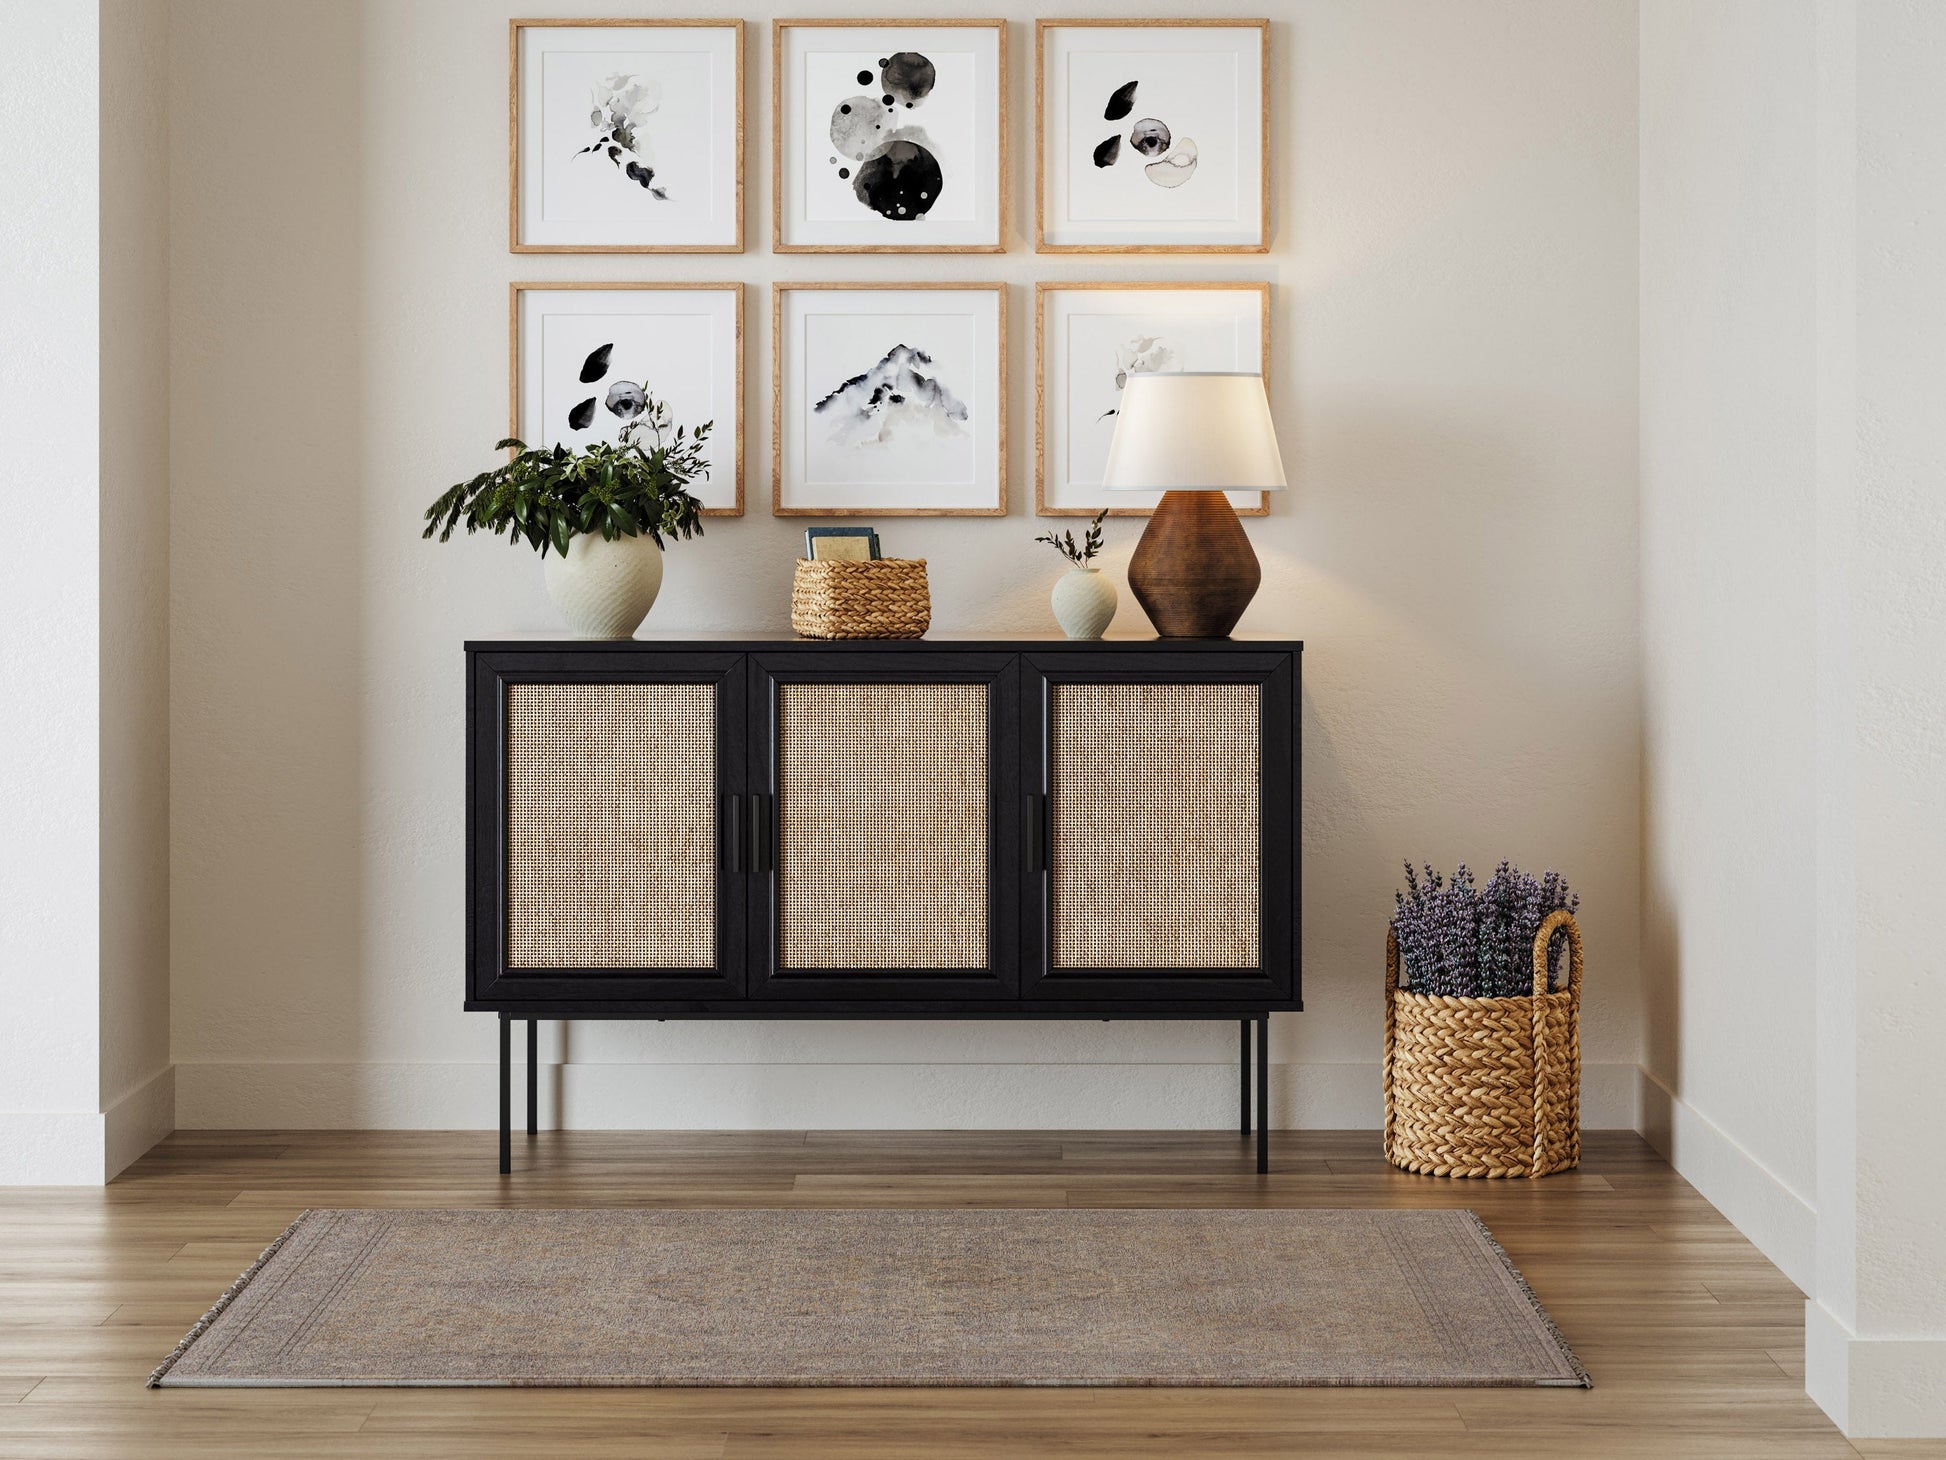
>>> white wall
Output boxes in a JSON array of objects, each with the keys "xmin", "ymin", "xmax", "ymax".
[
  {"xmin": 0, "ymin": 0, "xmax": 171, "ymax": 1184},
  {"xmin": 1641, "ymin": 0, "xmax": 1946, "ymax": 1436},
  {"xmin": 0, "ymin": 0, "xmax": 106, "ymax": 1183},
  {"xmin": 166, "ymin": 0, "xmax": 1642, "ymax": 1133},
  {"xmin": 1637, "ymin": 0, "xmax": 1820, "ymax": 1286},
  {"xmin": 1806, "ymin": 0, "xmax": 1946, "ymax": 1437}
]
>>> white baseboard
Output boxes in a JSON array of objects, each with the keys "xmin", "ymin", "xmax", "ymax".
[
  {"xmin": 104, "ymin": 1064, "xmax": 176, "ymax": 1178},
  {"xmin": 176, "ymin": 1058, "xmax": 1642, "ymax": 1132},
  {"xmin": 1636, "ymin": 1066, "xmax": 1816, "ymax": 1290},
  {"xmin": 0, "ymin": 1064, "xmax": 176, "ymax": 1185},
  {"xmin": 1807, "ymin": 1300, "xmax": 1946, "ymax": 1438}
]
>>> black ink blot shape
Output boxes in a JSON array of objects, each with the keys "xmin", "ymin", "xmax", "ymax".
[
  {"xmin": 883, "ymin": 94, "xmax": 894, "ymax": 106},
  {"xmin": 624, "ymin": 159, "xmax": 667, "ymax": 199},
  {"xmin": 1093, "ymin": 135, "xmax": 1122, "ymax": 167},
  {"xmin": 853, "ymin": 139, "xmax": 942, "ymax": 221},
  {"xmin": 567, "ymin": 397, "xmax": 597, "ymax": 431},
  {"xmin": 878, "ymin": 56, "xmax": 889, "ymax": 66},
  {"xmin": 840, "ymin": 103, "xmax": 852, "ymax": 114},
  {"xmin": 857, "ymin": 69, "xmax": 873, "ymax": 84},
  {"xmin": 839, "ymin": 167, "xmax": 850, "ymax": 179},
  {"xmin": 1105, "ymin": 80, "xmax": 1138, "ymax": 121},
  {"xmin": 880, "ymin": 52, "xmax": 936, "ymax": 106},
  {"xmin": 578, "ymin": 344, "xmax": 613, "ymax": 384},
  {"xmin": 1128, "ymin": 119, "xmax": 1171, "ymax": 157}
]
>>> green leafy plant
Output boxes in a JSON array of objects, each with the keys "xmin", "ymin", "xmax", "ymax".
[
  {"xmin": 1035, "ymin": 508, "xmax": 1109, "ymax": 566},
  {"xmin": 422, "ymin": 400, "xmax": 709, "ymax": 557}
]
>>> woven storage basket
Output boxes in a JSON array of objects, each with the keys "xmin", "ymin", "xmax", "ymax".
[
  {"xmin": 790, "ymin": 558, "xmax": 931, "ymax": 640},
  {"xmin": 1384, "ymin": 908, "xmax": 1582, "ymax": 1179}
]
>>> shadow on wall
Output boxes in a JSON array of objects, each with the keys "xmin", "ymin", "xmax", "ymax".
[
  {"xmin": 169, "ymin": 0, "xmax": 374, "ymax": 1122},
  {"xmin": 1267, "ymin": 398, "xmax": 1641, "ymax": 1107}
]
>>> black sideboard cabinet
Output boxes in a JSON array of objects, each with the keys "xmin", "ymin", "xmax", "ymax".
[{"xmin": 465, "ymin": 636, "xmax": 1301, "ymax": 1171}]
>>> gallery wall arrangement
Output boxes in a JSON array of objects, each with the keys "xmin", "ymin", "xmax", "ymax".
[{"xmin": 505, "ymin": 15, "xmax": 1277, "ymax": 521}]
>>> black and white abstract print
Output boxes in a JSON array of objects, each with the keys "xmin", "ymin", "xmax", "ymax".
[
  {"xmin": 1089, "ymin": 78, "xmax": 1199, "ymax": 190},
  {"xmin": 575, "ymin": 73, "xmax": 670, "ymax": 200},
  {"xmin": 826, "ymin": 51, "xmax": 946, "ymax": 221},
  {"xmin": 564, "ymin": 341, "xmax": 652, "ymax": 435},
  {"xmin": 1097, "ymin": 334, "xmax": 1177, "ymax": 421},
  {"xmin": 813, "ymin": 343, "xmax": 968, "ymax": 447}
]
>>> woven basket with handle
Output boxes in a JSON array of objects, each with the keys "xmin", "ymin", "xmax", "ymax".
[
  {"xmin": 1383, "ymin": 908, "xmax": 1582, "ymax": 1178},
  {"xmin": 790, "ymin": 558, "xmax": 931, "ymax": 640}
]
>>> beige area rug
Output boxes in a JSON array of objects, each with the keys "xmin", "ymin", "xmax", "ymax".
[{"xmin": 150, "ymin": 1208, "xmax": 1589, "ymax": 1389}]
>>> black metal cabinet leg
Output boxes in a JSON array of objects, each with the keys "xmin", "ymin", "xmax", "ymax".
[
  {"xmin": 526, "ymin": 1020, "xmax": 538, "ymax": 1137},
  {"xmin": 498, "ymin": 1015, "xmax": 511, "ymax": 1175},
  {"xmin": 1256, "ymin": 1013, "xmax": 1270, "ymax": 1174},
  {"xmin": 1240, "ymin": 1019, "xmax": 1252, "ymax": 1134}
]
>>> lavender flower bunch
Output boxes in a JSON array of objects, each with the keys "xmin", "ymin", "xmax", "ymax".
[{"xmin": 1391, "ymin": 861, "xmax": 1580, "ymax": 998}]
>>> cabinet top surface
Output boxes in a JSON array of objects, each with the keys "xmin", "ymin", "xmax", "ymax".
[{"xmin": 466, "ymin": 633, "xmax": 1303, "ymax": 652}]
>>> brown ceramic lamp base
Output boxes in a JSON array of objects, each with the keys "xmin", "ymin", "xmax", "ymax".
[{"xmin": 1126, "ymin": 490, "xmax": 1262, "ymax": 639}]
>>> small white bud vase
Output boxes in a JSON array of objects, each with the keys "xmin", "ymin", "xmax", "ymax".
[
  {"xmin": 542, "ymin": 532, "xmax": 664, "ymax": 638},
  {"xmin": 1051, "ymin": 565, "xmax": 1117, "ymax": 640}
]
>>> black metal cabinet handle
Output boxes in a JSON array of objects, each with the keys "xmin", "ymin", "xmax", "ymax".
[
  {"xmin": 724, "ymin": 794, "xmax": 745, "ymax": 873},
  {"xmin": 750, "ymin": 792, "xmax": 774, "ymax": 874},
  {"xmin": 1026, "ymin": 792, "xmax": 1047, "ymax": 872}
]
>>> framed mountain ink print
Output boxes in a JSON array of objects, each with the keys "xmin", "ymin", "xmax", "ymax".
[
  {"xmin": 773, "ymin": 20, "xmax": 1005, "ymax": 253},
  {"xmin": 512, "ymin": 283, "xmax": 743, "ymax": 515},
  {"xmin": 511, "ymin": 20, "xmax": 743, "ymax": 253},
  {"xmin": 773, "ymin": 283, "xmax": 1006, "ymax": 516},
  {"xmin": 1036, "ymin": 20, "xmax": 1268, "ymax": 253},
  {"xmin": 1036, "ymin": 281, "xmax": 1269, "ymax": 516}
]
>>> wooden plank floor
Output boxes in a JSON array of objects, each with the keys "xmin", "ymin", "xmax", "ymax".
[{"xmin": 1, "ymin": 1129, "xmax": 1941, "ymax": 1459}]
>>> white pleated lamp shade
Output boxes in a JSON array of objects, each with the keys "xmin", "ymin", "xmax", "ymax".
[{"xmin": 1100, "ymin": 373, "xmax": 1288, "ymax": 492}]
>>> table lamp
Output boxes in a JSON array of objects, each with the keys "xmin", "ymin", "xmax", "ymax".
[{"xmin": 1101, "ymin": 372, "xmax": 1287, "ymax": 639}]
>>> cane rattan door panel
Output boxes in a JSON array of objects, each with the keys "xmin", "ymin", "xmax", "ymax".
[
  {"xmin": 1021, "ymin": 649, "xmax": 1295, "ymax": 1004},
  {"xmin": 776, "ymin": 682, "xmax": 987, "ymax": 969},
  {"xmin": 745, "ymin": 651, "xmax": 1020, "ymax": 1001},
  {"xmin": 1049, "ymin": 683, "xmax": 1261, "ymax": 968},
  {"xmin": 504, "ymin": 682, "xmax": 717, "ymax": 970}
]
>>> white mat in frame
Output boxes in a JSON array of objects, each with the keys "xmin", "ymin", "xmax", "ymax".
[
  {"xmin": 1036, "ymin": 281, "xmax": 1270, "ymax": 517},
  {"xmin": 773, "ymin": 282, "xmax": 1007, "ymax": 517},
  {"xmin": 511, "ymin": 283, "xmax": 743, "ymax": 516},
  {"xmin": 510, "ymin": 19, "xmax": 744, "ymax": 253},
  {"xmin": 773, "ymin": 20, "xmax": 1005, "ymax": 253},
  {"xmin": 1036, "ymin": 20, "xmax": 1269, "ymax": 253}
]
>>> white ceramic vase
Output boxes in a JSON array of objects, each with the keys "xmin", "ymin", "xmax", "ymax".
[
  {"xmin": 542, "ymin": 531, "xmax": 664, "ymax": 638},
  {"xmin": 1051, "ymin": 565, "xmax": 1117, "ymax": 640}
]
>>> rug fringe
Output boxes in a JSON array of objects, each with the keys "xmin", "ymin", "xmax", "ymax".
[
  {"xmin": 146, "ymin": 1210, "xmax": 315, "ymax": 1389},
  {"xmin": 1460, "ymin": 1208, "xmax": 1593, "ymax": 1388}
]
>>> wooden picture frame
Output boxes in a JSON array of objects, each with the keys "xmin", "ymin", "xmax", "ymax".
[
  {"xmin": 511, "ymin": 282, "xmax": 744, "ymax": 516},
  {"xmin": 772, "ymin": 19, "xmax": 1007, "ymax": 254},
  {"xmin": 773, "ymin": 282, "xmax": 1008, "ymax": 517},
  {"xmin": 510, "ymin": 19, "xmax": 744, "ymax": 253},
  {"xmin": 1035, "ymin": 280, "xmax": 1271, "ymax": 517},
  {"xmin": 1035, "ymin": 19, "xmax": 1269, "ymax": 254}
]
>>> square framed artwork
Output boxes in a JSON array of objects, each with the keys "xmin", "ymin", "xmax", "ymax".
[
  {"xmin": 1036, "ymin": 20, "xmax": 1268, "ymax": 253},
  {"xmin": 773, "ymin": 283, "xmax": 1006, "ymax": 516},
  {"xmin": 510, "ymin": 19, "xmax": 743, "ymax": 252},
  {"xmin": 773, "ymin": 20, "xmax": 1005, "ymax": 253},
  {"xmin": 511, "ymin": 283, "xmax": 743, "ymax": 516},
  {"xmin": 1036, "ymin": 281, "xmax": 1269, "ymax": 516}
]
